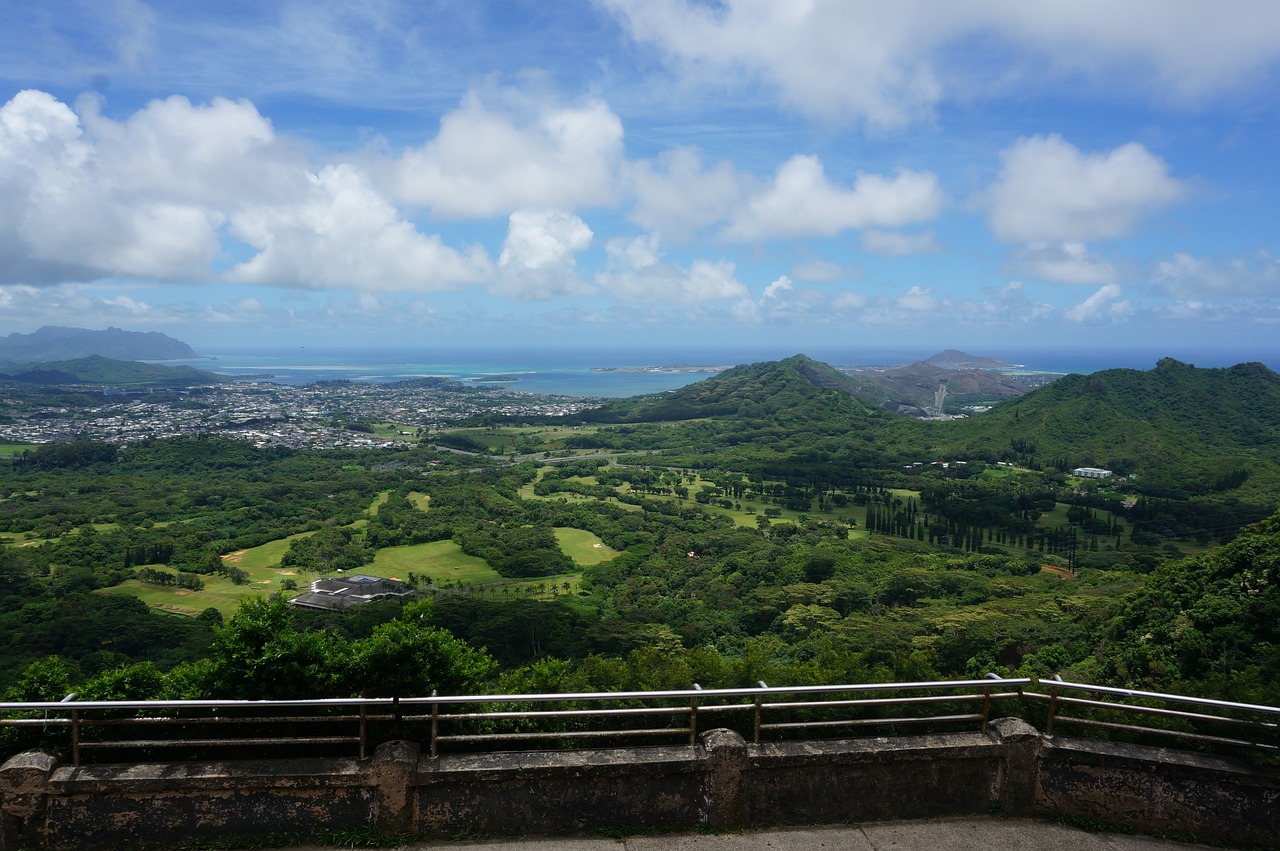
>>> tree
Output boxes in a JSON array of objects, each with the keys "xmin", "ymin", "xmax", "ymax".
[{"xmin": 344, "ymin": 602, "xmax": 496, "ymax": 696}]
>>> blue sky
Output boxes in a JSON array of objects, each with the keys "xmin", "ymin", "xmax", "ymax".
[{"xmin": 1, "ymin": 0, "xmax": 1279, "ymax": 360}]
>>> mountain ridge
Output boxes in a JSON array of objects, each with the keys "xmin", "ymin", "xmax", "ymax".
[{"xmin": 0, "ymin": 326, "xmax": 198, "ymax": 365}]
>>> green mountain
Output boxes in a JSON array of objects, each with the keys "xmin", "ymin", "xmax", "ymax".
[
  {"xmin": 935, "ymin": 357, "xmax": 1280, "ymax": 494},
  {"xmin": 0, "ymin": 355, "xmax": 224, "ymax": 388},
  {"xmin": 580, "ymin": 354, "xmax": 871, "ymax": 423}
]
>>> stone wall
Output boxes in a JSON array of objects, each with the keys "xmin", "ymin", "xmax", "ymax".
[{"xmin": 2, "ymin": 719, "xmax": 1277, "ymax": 849}]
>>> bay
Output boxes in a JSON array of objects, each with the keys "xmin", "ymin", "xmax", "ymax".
[{"xmin": 157, "ymin": 345, "xmax": 1280, "ymax": 398}]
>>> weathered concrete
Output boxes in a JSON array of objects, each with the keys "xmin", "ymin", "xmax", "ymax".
[
  {"xmin": 3, "ymin": 721, "xmax": 1279, "ymax": 849},
  {"xmin": 1034, "ymin": 734, "xmax": 1280, "ymax": 848},
  {"xmin": 415, "ymin": 743, "xmax": 703, "ymax": 837}
]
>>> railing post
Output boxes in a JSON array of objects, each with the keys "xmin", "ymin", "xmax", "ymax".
[
  {"xmin": 981, "ymin": 672, "xmax": 1002, "ymax": 734},
  {"xmin": 754, "ymin": 681, "xmax": 767, "ymax": 745},
  {"xmin": 690, "ymin": 683, "xmax": 702, "ymax": 745},
  {"xmin": 358, "ymin": 695, "xmax": 368, "ymax": 760},
  {"xmin": 429, "ymin": 689, "xmax": 439, "ymax": 759},
  {"xmin": 1046, "ymin": 674, "xmax": 1061, "ymax": 738},
  {"xmin": 66, "ymin": 698, "xmax": 81, "ymax": 768}
]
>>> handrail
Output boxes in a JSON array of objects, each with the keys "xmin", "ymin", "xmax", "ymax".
[
  {"xmin": 1025, "ymin": 676, "xmax": 1280, "ymax": 752},
  {"xmin": 0, "ymin": 678, "xmax": 1030, "ymax": 766},
  {"xmin": 4, "ymin": 676, "xmax": 1279, "ymax": 767}
]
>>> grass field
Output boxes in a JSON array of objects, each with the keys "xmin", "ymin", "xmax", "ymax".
[
  {"xmin": 407, "ymin": 492, "xmax": 430, "ymax": 511},
  {"xmin": 0, "ymin": 444, "xmax": 31, "ymax": 457},
  {"xmin": 369, "ymin": 540, "xmax": 497, "ymax": 583},
  {"xmin": 222, "ymin": 532, "xmax": 315, "ymax": 570},
  {"xmin": 553, "ymin": 527, "xmax": 619, "ymax": 566},
  {"xmin": 99, "ymin": 555, "xmax": 319, "ymax": 617}
]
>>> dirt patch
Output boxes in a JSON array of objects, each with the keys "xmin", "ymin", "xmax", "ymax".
[
  {"xmin": 280, "ymin": 570, "xmax": 296, "ymax": 575},
  {"xmin": 175, "ymin": 590, "xmax": 189, "ymax": 596},
  {"xmin": 223, "ymin": 550, "xmax": 246, "ymax": 563},
  {"xmin": 1040, "ymin": 565, "xmax": 1074, "ymax": 579}
]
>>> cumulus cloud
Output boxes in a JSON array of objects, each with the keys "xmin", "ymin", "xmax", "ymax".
[
  {"xmin": 0, "ymin": 90, "xmax": 231, "ymax": 283},
  {"xmin": 1009, "ymin": 242, "xmax": 1117, "ymax": 285},
  {"xmin": 860, "ymin": 229, "xmax": 939, "ymax": 257},
  {"xmin": 226, "ymin": 163, "xmax": 493, "ymax": 291},
  {"xmin": 596, "ymin": 233, "xmax": 748, "ymax": 303},
  {"xmin": 724, "ymin": 155, "xmax": 942, "ymax": 241},
  {"xmin": 897, "ymin": 286, "xmax": 940, "ymax": 312},
  {"xmin": 390, "ymin": 92, "xmax": 624, "ymax": 218},
  {"xmin": 984, "ymin": 135, "xmax": 1183, "ymax": 243},
  {"xmin": 1153, "ymin": 251, "xmax": 1280, "ymax": 299},
  {"xmin": 600, "ymin": 0, "xmax": 1280, "ymax": 125},
  {"xmin": 629, "ymin": 147, "xmax": 749, "ymax": 238},
  {"xmin": 1064, "ymin": 283, "xmax": 1130, "ymax": 323},
  {"xmin": 495, "ymin": 209, "xmax": 595, "ymax": 299}
]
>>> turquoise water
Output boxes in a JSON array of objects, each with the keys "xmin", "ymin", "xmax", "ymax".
[{"xmin": 158, "ymin": 345, "xmax": 1279, "ymax": 398}]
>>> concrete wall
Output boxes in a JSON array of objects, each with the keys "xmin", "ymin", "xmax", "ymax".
[{"xmin": 2, "ymin": 719, "xmax": 1278, "ymax": 849}]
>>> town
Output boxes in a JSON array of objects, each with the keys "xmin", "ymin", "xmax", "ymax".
[{"xmin": 0, "ymin": 378, "xmax": 599, "ymax": 450}]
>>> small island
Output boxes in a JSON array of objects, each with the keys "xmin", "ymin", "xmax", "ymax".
[
  {"xmin": 591, "ymin": 365, "xmax": 729, "ymax": 374},
  {"xmin": 467, "ymin": 375, "xmax": 520, "ymax": 383}
]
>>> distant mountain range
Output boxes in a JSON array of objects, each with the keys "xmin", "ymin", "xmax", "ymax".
[
  {"xmin": 0, "ymin": 355, "xmax": 223, "ymax": 388},
  {"xmin": 0, "ymin": 326, "xmax": 197, "ymax": 366}
]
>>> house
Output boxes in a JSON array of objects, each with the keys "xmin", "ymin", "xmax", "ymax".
[
  {"xmin": 289, "ymin": 574, "xmax": 415, "ymax": 612},
  {"xmin": 1071, "ymin": 467, "xmax": 1113, "ymax": 479}
]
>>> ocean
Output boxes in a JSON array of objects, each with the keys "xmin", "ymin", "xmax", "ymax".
[{"xmin": 159, "ymin": 345, "xmax": 1280, "ymax": 398}]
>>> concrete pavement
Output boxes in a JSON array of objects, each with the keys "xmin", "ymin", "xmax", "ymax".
[{"xmin": 266, "ymin": 816, "xmax": 1227, "ymax": 850}]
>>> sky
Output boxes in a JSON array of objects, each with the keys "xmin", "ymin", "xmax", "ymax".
[{"xmin": 1, "ymin": 0, "xmax": 1279, "ymax": 359}]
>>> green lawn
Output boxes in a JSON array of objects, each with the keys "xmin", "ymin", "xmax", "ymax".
[
  {"xmin": 368, "ymin": 540, "xmax": 497, "ymax": 584},
  {"xmin": 222, "ymin": 532, "xmax": 315, "ymax": 570},
  {"xmin": 367, "ymin": 490, "xmax": 391, "ymax": 515},
  {"xmin": 99, "ymin": 556, "xmax": 316, "ymax": 617},
  {"xmin": 553, "ymin": 527, "xmax": 619, "ymax": 566},
  {"xmin": 0, "ymin": 444, "xmax": 31, "ymax": 457}
]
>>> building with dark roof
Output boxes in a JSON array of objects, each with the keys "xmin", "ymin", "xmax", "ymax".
[{"xmin": 288, "ymin": 574, "xmax": 415, "ymax": 612}]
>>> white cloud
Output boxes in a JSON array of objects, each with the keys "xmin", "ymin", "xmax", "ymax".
[
  {"xmin": 600, "ymin": 0, "xmax": 1280, "ymax": 125},
  {"xmin": 984, "ymin": 134, "xmax": 1183, "ymax": 243},
  {"xmin": 391, "ymin": 92, "xmax": 624, "ymax": 219},
  {"xmin": 762, "ymin": 275, "xmax": 793, "ymax": 301},
  {"xmin": 0, "ymin": 90, "xmax": 229, "ymax": 283},
  {"xmin": 897, "ymin": 286, "xmax": 939, "ymax": 312},
  {"xmin": 1010, "ymin": 242, "xmax": 1116, "ymax": 285},
  {"xmin": 724, "ymin": 155, "xmax": 942, "ymax": 241},
  {"xmin": 1064, "ymin": 283, "xmax": 1130, "ymax": 323},
  {"xmin": 596, "ymin": 233, "xmax": 749, "ymax": 304},
  {"xmin": 860, "ymin": 229, "xmax": 939, "ymax": 257},
  {"xmin": 1153, "ymin": 251, "xmax": 1280, "ymax": 299},
  {"xmin": 629, "ymin": 147, "xmax": 749, "ymax": 238},
  {"xmin": 495, "ymin": 209, "xmax": 595, "ymax": 299},
  {"xmin": 227, "ymin": 163, "xmax": 493, "ymax": 292}
]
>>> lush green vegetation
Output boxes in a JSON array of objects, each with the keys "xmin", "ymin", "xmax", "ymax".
[{"xmin": 4, "ymin": 354, "xmax": 1280, "ymax": 741}]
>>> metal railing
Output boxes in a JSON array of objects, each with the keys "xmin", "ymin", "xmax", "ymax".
[
  {"xmin": 4, "ymin": 676, "xmax": 1278, "ymax": 767},
  {"xmin": 1, "ymin": 677, "xmax": 1028, "ymax": 766},
  {"xmin": 1027, "ymin": 675, "xmax": 1280, "ymax": 752}
]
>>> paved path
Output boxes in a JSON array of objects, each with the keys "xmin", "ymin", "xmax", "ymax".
[{"xmin": 266, "ymin": 816, "xmax": 1223, "ymax": 850}]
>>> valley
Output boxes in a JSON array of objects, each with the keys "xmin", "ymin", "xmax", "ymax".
[{"xmin": 2, "ymin": 353, "xmax": 1279, "ymax": 729}]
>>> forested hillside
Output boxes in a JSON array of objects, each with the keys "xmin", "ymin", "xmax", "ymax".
[
  {"xmin": 3, "ymin": 354, "xmax": 1280, "ymax": 742},
  {"xmin": 0, "ymin": 354, "xmax": 222, "ymax": 387}
]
